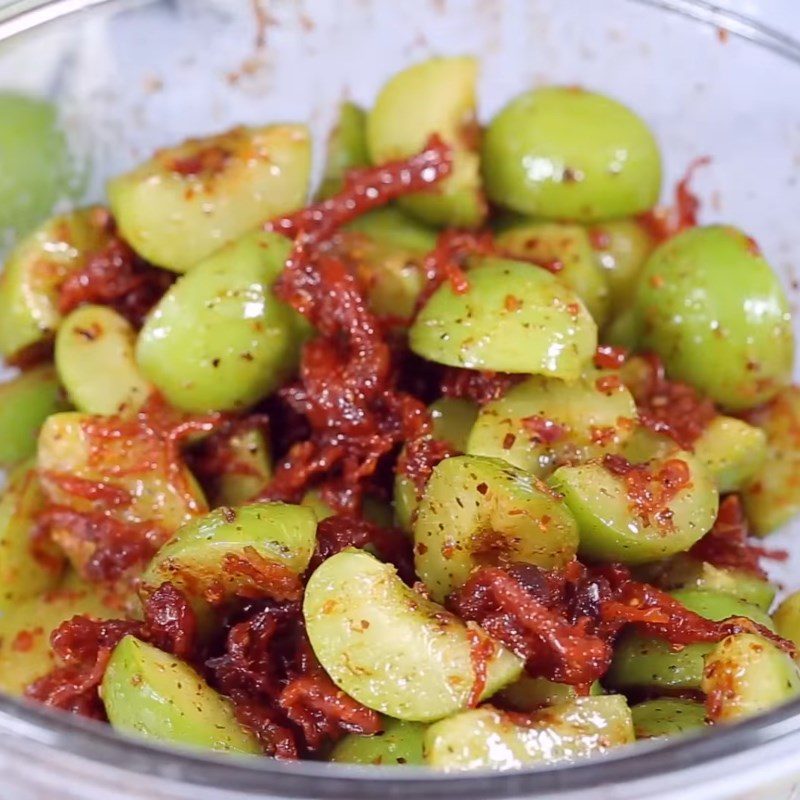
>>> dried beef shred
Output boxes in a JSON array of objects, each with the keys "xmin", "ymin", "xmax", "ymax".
[
  {"xmin": 450, "ymin": 561, "xmax": 797, "ymax": 689},
  {"xmin": 690, "ymin": 494, "xmax": 787, "ymax": 579},
  {"xmin": 266, "ymin": 134, "xmax": 453, "ymax": 245},
  {"xmin": 141, "ymin": 582, "xmax": 198, "ymax": 659},
  {"xmin": 34, "ymin": 507, "xmax": 159, "ymax": 582},
  {"xmin": 26, "ymin": 582, "xmax": 199, "ymax": 719},
  {"xmin": 35, "ymin": 396, "xmax": 227, "ymax": 582},
  {"xmin": 633, "ymin": 354, "xmax": 717, "ymax": 450},
  {"xmin": 207, "ymin": 602, "xmax": 379, "ymax": 757},
  {"xmin": 221, "ymin": 548, "xmax": 304, "ymax": 602},
  {"xmin": 58, "ymin": 233, "xmax": 174, "ymax": 328},
  {"xmin": 449, "ymin": 565, "xmax": 614, "ymax": 686},
  {"xmin": 26, "ymin": 616, "xmax": 140, "ymax": 718},
  {"xmin": 259, "ymin": 138, "xmax": 455, "ymax": 514},
  {"xmin": 311, "ymin": 514, "xmax": 414, "ymax": 584},
  {"xmin": 277, "ymin": 636, "xmax": 381, "ymax": 750},
  {"xmin": 396, "ymin": 435, "xmax": 456, "ymax": 496},
  {"xmin": 440, "ymin": 366, "xmax": 520, "ymax": 405},
  {"xmin": 639, "ymin": 156, "xmax": 710, "ymax": 243}
]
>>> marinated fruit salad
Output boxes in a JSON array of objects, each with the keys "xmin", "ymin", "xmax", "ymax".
[{"xmin": 0, "ymin": 56, "xmax": 799, "ymax": 771}]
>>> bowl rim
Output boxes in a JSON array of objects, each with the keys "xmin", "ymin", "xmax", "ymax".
[{"xmin": 1, "ymin": 0, "xmax": 800, "ymax": 796}]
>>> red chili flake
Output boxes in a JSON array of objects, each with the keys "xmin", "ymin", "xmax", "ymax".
[
  {"xmin": 588, "ymin": 227, "xmax": 612, "ymax": 250},
  {"xmin": 595, "ymin": 374, "xmax": 622, "ymax": 395},
  {"xmin": 634, "ymin": 353, "xmax": 717, "ymax": 450},
  {"xmin": 690, "ymin": 495, "xmax": 787, "ymax": 578},
  {"xmin": 522, "ymin": 414, "xmax": 567, "ymax": 444},
  {"xmin": 594, "ymin": 345, "xmax": 628, "ymax": 370},
  {"xmin": 504, "ymin": 294, "xmax": 522, "ymax": 312},
  {"xmin": 639, "ymin": 157, "xmax": 711, "ymax": 243},
  {"xmin": 590, "ymin": 425, "xmax": 617, "ymax": 446},
  {"xmin": 417, "ymin": 229, "xmax": 495, "ymax": 307},
  {"xmin": 502, "ymin": 432, "xmax": 516, "ymax": 450},
  {"xmin": 12, "ymin": 628, "xmax": 42, "ymax": 653}
]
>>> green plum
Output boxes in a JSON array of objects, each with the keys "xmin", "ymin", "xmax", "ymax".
[
  {"xmin": 303, "ymin": 549, "xmax": 522, "ymax": 722},
  {"xmin": 367, "ymin": 56, "xmax": 485, "ymax": 227},
  {"xmin": 0, "ymin": 94, "xmax": 73, "ymax": 239},
  {"xmin": 482, "ymin": 87, "xmax": 661, "ymax": 222},
  {"xmin": 108, "ymin": 124, "xmax": 311, "ymax": 272},
  {"xmin": 496, "ymin": 221, "xmax": 610, "ymax": 326},
  {"xmin": 413, "ymin": 455, "xmax": 578, "ymax": 602},
  {"xmin": 56, "ymin": 304, "xmax": 152, "ymax": 416},
  {"xmin": 550, "ymin": 453, "xmax": 718, "ymax": 564},
  {"xmin": 410, "ymin": 257, "xmax": 597, "ymax": 378},
  {"xmin": 317, "ymin": 102, "xmax": 370, "ymax": 199},
  {"xmin": 101, "ymin": 636, "xmax": 260, "ymax": 753},
  {"xmin": 0, "ymin": 366, "xmax": 68, "ymax": 466},
  {"xmin": 636, "ymin": 225, "xmax": 793, "ymax": 411},
  {"xmin": 742, "ymin": 387, "xmax": 800, "ymax": 535},
  {"xmin": 136, "ymin": 231, "xmax": 309, "ymax": 413},
  {"xmin": 631, "ymin": 698, "xmax": 706, "ymax": 740},
  {"xmin": 0, "ymin": 207, "xmax": 110, "ymax": 358},
  {"xmin": 330, "ymin": 718, "xmax": 426, "ymax": 766}
]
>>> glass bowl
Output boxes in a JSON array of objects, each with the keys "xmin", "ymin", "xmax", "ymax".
[{"xmin": 1, "ymin": 1, "xmax": 799, "ymax": 798}]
